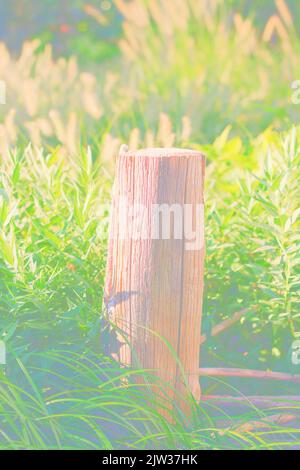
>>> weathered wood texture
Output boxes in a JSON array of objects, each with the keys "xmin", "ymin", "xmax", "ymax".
[{"xmin": 105, "ymin": 147, "xmax": 205, "ymax": 410}]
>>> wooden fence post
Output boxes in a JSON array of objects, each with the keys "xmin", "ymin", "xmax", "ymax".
[{"xmin": 104, "ymin": 147, "xmax": 205, "ymax": 414}]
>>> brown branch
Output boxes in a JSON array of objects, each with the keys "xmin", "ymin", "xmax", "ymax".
[
  {"xmin": 200, "ymin": 307, "xmax": 255, "ymax": 345},
  {"xmin": 233, "ymin": 414, "xmax": 299, "ymax": 433},
  {"xmin": 199, "ymin": 367, "xmax": 300, "ymax": 383},
  {"xmin": 202, "ymin": 395, "xmax": 300, "ymax": 408}
]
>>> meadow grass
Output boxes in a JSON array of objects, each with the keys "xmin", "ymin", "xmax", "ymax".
[
  {"xmin": 0, "ymin": 127, "xmax": 300, "ymax": 448},
  {"xmin": 1, "ymin": 0, "xmax": 300, "ymax": 154}
]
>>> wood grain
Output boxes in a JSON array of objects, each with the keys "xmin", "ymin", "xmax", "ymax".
[{"xmin": 104, "ymin": 147, "xmax": 205, "ymax": 414}]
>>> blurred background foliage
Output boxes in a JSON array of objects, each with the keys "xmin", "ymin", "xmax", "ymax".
[
  {"xmin": 1, "ymin": 0, "xmax": 300, "ymax": 57},
  {"xmin": 0, "ymin": 0, "xmax": 300, "ymax": 156},
  {"xmin": 0, "ymin": 0, "xmax": 121, "ymax": 62}
]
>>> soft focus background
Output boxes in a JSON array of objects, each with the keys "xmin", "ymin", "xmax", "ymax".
[
  {"xmin": 0, "ymin": 0, "xmax": 300, "ymax": 449},
  {"xmin": 1, "ymin": 0, "xmax": 300, "ymax": 156}
]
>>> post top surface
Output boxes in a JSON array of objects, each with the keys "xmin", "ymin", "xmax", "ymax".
[{"xmin": 121, "ymin": 147, "xmax": 205, "ymax": 158}]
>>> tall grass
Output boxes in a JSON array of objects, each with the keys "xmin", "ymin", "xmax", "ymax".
[
  {"xmin": 204, "ymin": 126, "xmax": 300, "ymax": 370},
  {"xmin": 115, "ymin": 0, "xmax": 300, "ymax": 140},
  {"xmin": 2, "ymin": 349, "xmax": 299, "ymax": 450},
  {"xmin": 1, "ymin": 1, "xmax": 300, "ymax": 153},
  {"xmin": 0, "ymin": 126, "xmax": 300, "ymax": 448}
]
